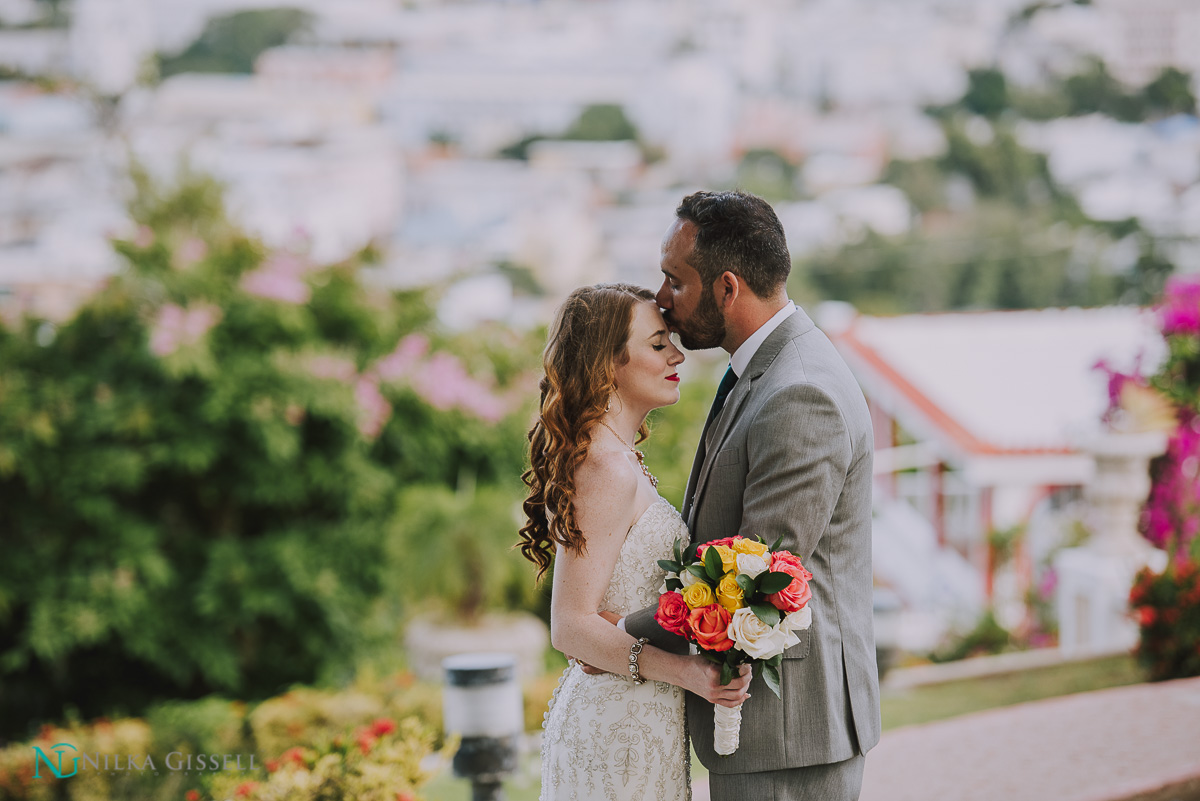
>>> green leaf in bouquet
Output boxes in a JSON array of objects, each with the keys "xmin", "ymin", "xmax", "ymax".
[
  {"xmin": 767, "ymin": 653, "xmax": 783, "ymax": 668},
  {"xmin": 719, "ymin": 660, "xmax": 733, "ymax": 686},
  {"xmin": 770, "ymin": 534, "xmax": 785, "ymax": 552},
  {"xmin": 703, "ymin": 545, "xmax": 724, "ymax": 582},
  {"xmin": 665, "ymin": 578, "xmax": 683, "ymax": 591},
  {"xmin": 763, "ymin": 662, "xmax": 782, "ymax": 699},
  {"xmin": 735, "ymin": 574, "xmax": 755, "ymax": 595},
  {"xmin": 658, "ymin": 559, "xmax": 682, "ymax": 573},
  {"xmin": 674, "ymin": 539, "xmax": 684, "ymax": 563},
  {"xmin": 686, "ymin": 564, "xmax": 710, "ymax": 580},
  {"xmin": 683, "ymin": 541, "xmax": 700, "ymax": 563},
  {"xmin": 751, "ymin": 603, "xmax": 781, "ymax": 627},
  {"xmin": 757, "ymin": 571, "xmax": 793, "ymax": 595}
]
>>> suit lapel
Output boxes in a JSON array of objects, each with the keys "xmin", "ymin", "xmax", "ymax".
[{"xmin": 683, "ymin": 308, "xmax": 816, "ymax": 531}]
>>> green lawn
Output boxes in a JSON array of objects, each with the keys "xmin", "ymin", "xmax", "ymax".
[
  {"xmin": 880, "ymin": 653, "xmax": 1144, "ymax": 730},
  {"xmin": 424, "ymin": 654, "xmax": 1145, "ymax": 800}
]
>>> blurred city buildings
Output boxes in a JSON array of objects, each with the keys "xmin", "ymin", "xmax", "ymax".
[{"xmin": 3, "ymin": 0, "xmax": 1198, "ymax": 648}]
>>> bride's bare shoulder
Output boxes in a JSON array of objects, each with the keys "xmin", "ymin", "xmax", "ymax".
[{"xmin": 574, "ymin": 449, "xmax": 640, "ymax": 513}]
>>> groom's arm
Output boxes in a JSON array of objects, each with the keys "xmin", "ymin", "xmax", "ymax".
[
  {"xmin": 743, "ymin": 382, "xmax": 853, "ymax": 560},
  {"xmin": 624, "ymin": 605, "xmax": 690, "ymax": 654}
]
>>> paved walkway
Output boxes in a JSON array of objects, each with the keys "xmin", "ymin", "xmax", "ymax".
[
  {"xmin": 858, "ymin": 676, "xmax": 1200, "ymax": 801},
  {"xmin": 691, "ymin": 677, "xmax": 1200, "ymax": 801}
]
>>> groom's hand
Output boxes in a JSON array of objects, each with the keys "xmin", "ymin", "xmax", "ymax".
[{"xmin": 686, "ymin": 659, "xmax": 752, "ymax": 708}]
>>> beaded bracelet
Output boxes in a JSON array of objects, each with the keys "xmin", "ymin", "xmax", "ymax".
[{"xmin": 628, "ymin": 637, "xmax": 650, "ymax": 685}]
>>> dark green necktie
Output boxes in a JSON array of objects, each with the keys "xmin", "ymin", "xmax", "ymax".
[{"xmin": 705, "ymin": 365, "xmax": 739, "ymax": 429}]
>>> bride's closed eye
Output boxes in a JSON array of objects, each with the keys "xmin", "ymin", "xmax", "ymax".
[{"xmin": 653, "ymin": 344, "xmax": 666, "ymax": 351}]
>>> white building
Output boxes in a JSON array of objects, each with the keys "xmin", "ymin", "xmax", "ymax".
[{"xmin": 822, "ymin": 305, "xmax": 1165, "ymax": 616}]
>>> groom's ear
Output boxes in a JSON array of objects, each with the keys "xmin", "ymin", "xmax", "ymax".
[{"xmin": 714, "ymin": 272, "xmax": 740, "ymax": 309}]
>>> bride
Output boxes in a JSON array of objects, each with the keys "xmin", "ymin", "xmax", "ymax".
[{"xmin": 518, "ymin": 283, "xmax": 751, "ymax": 801}]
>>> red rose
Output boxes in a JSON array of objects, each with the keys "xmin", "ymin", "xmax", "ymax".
[
  {"xmin": 696, "ymin": 537, "xmax": 737, "ymax": 558},
  {"xmin": 1139, "ymin": 607, "xmax": 1158, "ymax": 627},
  {"xmin": 369, "ymin": 718, "xmax": 397, "ymax": 737},
  {"xmin": 655, "ymin": 591, "xmax": 691, "ymax": 637},
  {"xmin": 767, "ymin": 552, "xmax": 813, "ymax": 613},
  {"xmin": 186, "ymin": 791, "xmax": 201, "ymax": 801},
  {"xmin": 688, "ymin": 604, "xmax": 734, "ymax": 652}
]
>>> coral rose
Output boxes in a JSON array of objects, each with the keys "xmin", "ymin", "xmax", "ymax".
[
  {"xmin": 655, "ymin": 591, "xmax": 691, "ymax": 636},
  {"xmin": 767, "ymin": 552, "xmax": 813, "ymax": 613},
  {"xmin": 688, "ymin": 604, "xmax": 734, "ymax": 652}
]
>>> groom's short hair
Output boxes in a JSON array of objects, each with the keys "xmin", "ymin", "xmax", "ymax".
[{"xmin": 676, "ymin": 190, "xmax": 791, "ymax": 299}]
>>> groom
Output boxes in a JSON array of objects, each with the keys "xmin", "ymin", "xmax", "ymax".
[{"xmin": 624, "ymin": 191, "xmax": 880, "ymax": 800}]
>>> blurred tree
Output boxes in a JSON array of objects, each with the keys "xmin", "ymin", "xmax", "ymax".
[
  {"xmin": 496, "ymin": 135, "xmax": 546, "ymax": 160},
  {"xmin": 563, "ymin": 104, "xmax": 639, "ymax": 141},
  {"xmin": 795, "ymin": 202, "xmax": 1125, "ymax": 314},
  {"xmin": 1142, "ymin": 67, "xmax": 1198, "ymax": 117},
  {"xmin": 0, "ymin": 169, "xmax": 539, "ymax": 738},
  {"xmin": 157, "ymin": 8, "xmax": 313, "ymax": 77},
  {"xmin": 963, "ymin": 68, "xmax": 1009, "ymax": 119},
  {"xmin": 1063, "ymin": 59, "xmax": 1146, "ymax": 122},
  {"xmin": 735, "ymin": 148, "xmax": 800, "ymax": 202}
]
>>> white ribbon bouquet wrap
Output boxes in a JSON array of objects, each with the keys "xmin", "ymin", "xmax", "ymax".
[{"xmin": 654, "ymin": 535, "xmax": 814, "ymax": 756}]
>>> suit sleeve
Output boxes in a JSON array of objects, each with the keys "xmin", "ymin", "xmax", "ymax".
[
  {"xmin": 743, "ymin": 382, "xmax": 852, "ymax": 562},
  {"xmin": 624, "ymin": 606, "xmax": 690, "ymax": 654}
]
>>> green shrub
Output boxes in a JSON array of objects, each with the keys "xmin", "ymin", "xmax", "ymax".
[{"xmin": 0, "ymin": 170, "xmax": 534, "ymax": 737}]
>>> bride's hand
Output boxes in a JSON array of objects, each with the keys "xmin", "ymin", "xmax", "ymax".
[{"xmin": 685, "ymin": 658, "xmax": 752, "ymax": 708}]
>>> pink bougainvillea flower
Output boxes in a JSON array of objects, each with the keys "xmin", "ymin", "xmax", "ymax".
[
  {"xmin": 1140, "ymin": 414, "xmax": 1200, "ymax": 557},
  {"xmin": 1158, "ymin": 274, "xmax": 1200, "ymax": 337},
  {"xmin": 176, "ymin": 237, "xmax": 208, "ymax": 269},
  {"xmin": 241, "ymin": 253, "xmax": 312, "ymax": 304},
  {"xmin": 355, "ymin": 375, "xmax": 392, "ymax": 439},
  {"xmin": 306, "ymin": 355, "xmax": 357, "ymax": 382},
  {"xmin": 149, "ymin": 303, "xmax": 222, "ymax": 357},
  {"xmin": 410, "ymin": 353, "xmax": 508, "ymax": 422},
  {"xmin": 374, "ymin": 334, "xmax": 430, "ymax": 382}
]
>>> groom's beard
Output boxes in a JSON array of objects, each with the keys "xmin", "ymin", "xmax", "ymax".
[{"xmin": 670, "ymin": 287, "xmax": 725, "ymax": 350}]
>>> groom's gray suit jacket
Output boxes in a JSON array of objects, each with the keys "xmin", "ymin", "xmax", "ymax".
[{"xmin": 626, "ymin": 307, "xmax": 882, "ymax": 774}]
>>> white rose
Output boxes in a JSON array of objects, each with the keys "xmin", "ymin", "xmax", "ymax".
[
  {"xmin": 681, "ymin": 570, "xmax": 702, "ymax": 588},
  {"xmin": 735, "ymin": 553, "xmax": 769, "ymax": 579},
  {"xmin": 727, "ymin": 607, "xmax": 800, "ymax": 660},
  {"xmin": 780, "ymin": 606, "xmax": 813, "ymax": 634}
]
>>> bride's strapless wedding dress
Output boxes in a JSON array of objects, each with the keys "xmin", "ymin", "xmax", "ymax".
[{"xmin": 540, "ymin": 496, "xmax": 690, "ymax": 801}]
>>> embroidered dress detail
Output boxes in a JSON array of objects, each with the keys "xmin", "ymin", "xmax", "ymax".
[{"xmin": 540, "ymin": 497, "xmax": 690, "ymax": 801}]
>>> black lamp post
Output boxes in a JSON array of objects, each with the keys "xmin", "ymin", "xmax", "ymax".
[{"xmin": 442, "ymin": 653, "xmax": 522, "ymax": 801}]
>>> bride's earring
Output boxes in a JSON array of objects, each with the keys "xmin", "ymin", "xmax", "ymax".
[{"xmin": 605, "ymin": 398, "xmax": 611, "ymax": 413}]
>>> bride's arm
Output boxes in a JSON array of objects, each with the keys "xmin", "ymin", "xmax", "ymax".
[
  {"xmin": 548, "ymin": 454, "xmax": 651, "ymax": 675},
  {"xmin": 550, "ymin": 455, "xmax": 750, "ymax": 706}
]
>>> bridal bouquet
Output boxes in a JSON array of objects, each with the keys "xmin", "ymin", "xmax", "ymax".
[{"xmin": 655, "ymin": 534, "xmax": 812, "ymax": 756}]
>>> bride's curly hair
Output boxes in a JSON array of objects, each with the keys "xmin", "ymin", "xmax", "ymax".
[{"xmin": 518, "ymin": 283, "xmax": 657, "ymax": 579}]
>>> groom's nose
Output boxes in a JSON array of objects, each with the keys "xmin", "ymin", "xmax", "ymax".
[{"xmin": 655, "ymin": 284, "xmax": 671, "ymax": 310}]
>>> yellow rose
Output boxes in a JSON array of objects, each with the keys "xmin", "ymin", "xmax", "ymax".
[
  {"xmin": 732, "ymin": 539, "xmax": 769, "ymax": 558},
  {"xmin": 681, "ymin": 582, "xmax": 716, "ymax": 610},
  {"xmin": 710, "ymin": 545, "xmax": 738, "ymax": 573},
  {"xmin": 716, "ymin": 573, "xmax": 745, "ymax": 613}
]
